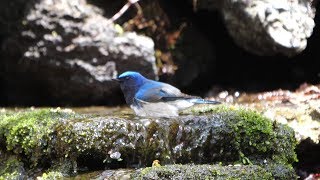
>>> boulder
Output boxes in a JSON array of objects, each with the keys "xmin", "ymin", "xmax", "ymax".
[
  {"xmin": 1, "ymin": 0, "xmax": 156, "ymax": 105},
  {"xmin": 192, "ymin": 0, "xmax": 316, "ymax": 56}
]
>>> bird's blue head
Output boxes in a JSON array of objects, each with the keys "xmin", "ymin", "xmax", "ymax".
[
  {"xmin": 115, "ymin": 71, "xmax": 147, "ymax": 87},
  {"xmin": 113, "ymin": 71, "xmax": 147, "ymax": 104}
]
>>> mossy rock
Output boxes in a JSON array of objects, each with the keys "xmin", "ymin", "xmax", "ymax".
[
  {"xmin": 0, "ymin": 153, "xmax": 25, "ymax": 180},
  {"xmin": 0, "ymin": 108, "xmax": 79, "ymax": 168},
  {"xmin": 0, "ymin": 106, "xmax": 297, "ymax": 178},
  {"xmin": 132, "ymin": 164, "xmax": 274, "ymax": 179}
]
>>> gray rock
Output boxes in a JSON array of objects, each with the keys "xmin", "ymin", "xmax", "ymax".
[
  {"xmin": 1, "ymin": 0, "xmax": 156, "ymax": 105},
  {"xmin": 193, "ymin": 0, "xmax": 316, "ymax": 56}
]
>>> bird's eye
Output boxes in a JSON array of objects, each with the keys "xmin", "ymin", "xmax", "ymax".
[{"xmin": 125, "ymin": 76, "xmax": 130, "ymax": 80}]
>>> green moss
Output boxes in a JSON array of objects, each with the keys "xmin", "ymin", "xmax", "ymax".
[
  {"xmin": 132, "ymin": 164, "xmax": 273, "ymax": 179},
  {"xmin": 185, "ymin": 104, "xmax": 231, "ymax": 115},
  {"xmin": 0, "ymin": 108, "xmax": 77, "ymax": 167},
  {"xmin": 186, "ymin": 105, "xmax": 297, "ymax": 167},
  {"xmin": 211, "ymin": 169, "xmax": 221, "ymax": 176},
  {"xmin": 229, "ymin": 107, "xmax": 274, "ymax": 160},
  {"xmin": 0, "ymin": 171, "xmax": 19, "ymax": 180},
  {"xmin": 0, "ymin": 155, "xmax": 24, "ymax": 180},
  {"xmin": 271, "ymin": 123, "xmax": 298, "ymax": 164},
  {"xmin": 37, "ymin": 171, "xmax": 63, "ymax": 180}
]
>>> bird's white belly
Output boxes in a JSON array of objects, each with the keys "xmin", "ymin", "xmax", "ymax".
[{"xmin": 131, "ymin": 100, "xmax": 194, "ymax": 117}]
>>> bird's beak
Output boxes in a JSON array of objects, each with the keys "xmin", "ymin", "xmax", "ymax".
[{"xmin": 112, "ymin": 78, "xmax": 120, "ymax": 82}]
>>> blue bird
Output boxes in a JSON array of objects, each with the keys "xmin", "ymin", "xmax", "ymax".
[{"xmin": 113, "ymin": 71, "xmax": 221, "ymax": 117}]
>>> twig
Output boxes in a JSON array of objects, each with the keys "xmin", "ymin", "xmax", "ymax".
[
  {"xmin": 107, "ymin": 0, "xmax": 141, "ymax": 24},
  {"xmin": 193, "ymin": 0, "xmax": 198, "ymax": 12}
]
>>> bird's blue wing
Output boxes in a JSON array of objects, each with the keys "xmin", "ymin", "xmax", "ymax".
[
  {"xmin": 135, "ymin": 80, "xmax": 220, "ymax": 105},
  {"xmin": 135, "ymin": 80, "xmax": 184, "ymax": 103}
]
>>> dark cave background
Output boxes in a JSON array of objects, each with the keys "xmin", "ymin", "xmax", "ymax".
[{"xmin": 0, "ymin": 0, "xmax": 319, "ymax": 104}]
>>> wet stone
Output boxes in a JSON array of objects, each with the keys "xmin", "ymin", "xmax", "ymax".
[{"xmin": 0, "ymin": 106, "xmax": 298, "ymax": 178}]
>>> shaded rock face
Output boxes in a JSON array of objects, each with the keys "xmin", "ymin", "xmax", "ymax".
[
  {"xmin": 193, "ymin": 0, "xmax": 316, "ymax": 56},
  {"xmin": 155, "ymin": 0, "xmax": 216, "ymax": 88},
  {"xmin": 295, "ymin": 138, "xmax": 320, "ymax": 179},
  {"xmin": 0, "ymin": 0, "xmax": 156, "ymax": 106}
]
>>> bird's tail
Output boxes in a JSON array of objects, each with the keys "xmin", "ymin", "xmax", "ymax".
[{"xmin": 190, "ymin": 98, "xmax": 221, "ymax": 104}]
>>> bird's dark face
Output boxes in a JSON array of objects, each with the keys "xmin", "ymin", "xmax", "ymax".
[{"xmin": 113, "ymin": 71, "xmax": 147, "ymax": 104}]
